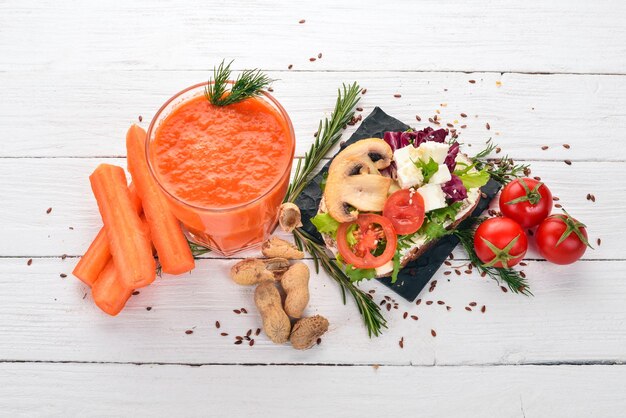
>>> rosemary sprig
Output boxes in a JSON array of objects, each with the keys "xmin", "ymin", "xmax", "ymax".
[
  {"xmin": 454, "ymin": 219, "xmax": 532, "ymax": 296},
  {"xmin": 284, "ymin": 82, "xmax": 362, "ymax": 203},
  {"xmin": 473, "ymin": 139, "xmax": 528, "ymax": 184},
  {"xmin": 205, "ymin": 60, "xmax": 273, "ymax": 107},
  {"xmin": 293, "ymin": 228, "xmax": 387, "ymax": 337}
]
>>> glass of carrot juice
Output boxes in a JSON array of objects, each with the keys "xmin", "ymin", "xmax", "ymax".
[{"xmin": 146, "ymin": 82, "xmax": 295, "ymax": 256}]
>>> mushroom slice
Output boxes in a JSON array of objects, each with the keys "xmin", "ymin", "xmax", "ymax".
[
  {"xmin": 325, "ymin": 157, "xmax": 391, "ymax": 223},
  {"xmin": 335, "ymin": 138, "xmax": 393, "ymax": 171}
]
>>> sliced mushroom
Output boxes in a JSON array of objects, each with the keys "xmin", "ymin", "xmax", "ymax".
[
  {"xmin": 325, "ymin": 157, "xmax": 391, "ymax": 222},
  {"xmin": 278, "ymin": 202, "xmax": 302, "ymax": 233},
  {"xmin": 336, "ymin": 138, "xmax": 393, "ymax": 171}
]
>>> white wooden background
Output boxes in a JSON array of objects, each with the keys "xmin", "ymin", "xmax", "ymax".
[{"xmin": 2, "ymin": 1, "xmax": 626, "ymax": 416}]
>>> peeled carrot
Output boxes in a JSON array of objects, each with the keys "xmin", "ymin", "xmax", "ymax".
[
  {"xmin": 126, "ymin": 124, "xmax": 194, "ymax": 275},
  {"xmin": 89, "ymin": 163, "xmax": 155, "ymax": 289},
  {"xmin": 72, "ymin": 185, "xmax": 142, "ymax": 287},
  {"xmin": 92, "ymin": 260, "xmax": 133, "ymax": 316}
]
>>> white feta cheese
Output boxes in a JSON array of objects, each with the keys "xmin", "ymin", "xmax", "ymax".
[
  {"xmin": 393, "ymin": 145, "xmax": 418, "ymax": 167},
  {"xmin": 415, "ymin": 142, "xmax": 449, "ymax": 164},
  {"xmin": 396, "ymin": 164, "xmax": 424, "ymax": 189},
  {"xmin": 417, "ymin": 183, "xmax": 447, "ymax": 212},
  {"xmin": 428, "ymin": 164, "xmax": 452, "ymax": 185}
]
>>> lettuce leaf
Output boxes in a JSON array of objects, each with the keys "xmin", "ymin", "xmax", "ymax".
[
  {"xmin": 414, "ymin": 157, "xmax": 439, "ymax": 183},
  {"xmin": 310, "ymin": 213, "xmax": 340, "ymax": 237},
  {"xmin": 456, "ymin": 169, "xmax": 490, "ymax": 189}
]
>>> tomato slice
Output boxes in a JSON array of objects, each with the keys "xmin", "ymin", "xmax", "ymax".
[
  {"xmin": 383, "ymin": 189, "xmax": 425, "ymax": 235},
  {"xmin": 337, "ymin": 214, "xmax": 397, "ymax": 269}
]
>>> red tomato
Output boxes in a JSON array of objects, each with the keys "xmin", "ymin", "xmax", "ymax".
[
  {"xmin": 337, "ymin": 214, "xmax": 397, "ymax": 269},
  {"xmin": 383, "ymin": 189, "xmax": 426, "ymax": 235},
  {"xmin": 474, "ymin": 217, "xmax": 528, "ymax": 268},
  {"xmin": 499, "ymin": 178, "xmax": 552, "ymax": 228},
  {"xmin": 536, "ymin": 213, "xmax": 591, "ymax": 264}
]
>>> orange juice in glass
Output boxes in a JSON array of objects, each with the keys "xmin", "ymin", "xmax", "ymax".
[{"xmin": 146, "ymin": 82, "xmax": 295, "ymax": 256}]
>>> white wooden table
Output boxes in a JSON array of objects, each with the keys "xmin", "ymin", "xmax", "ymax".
[{"xmin": 2, "ymin": 1, "xmax": 625, "ymax": 416}]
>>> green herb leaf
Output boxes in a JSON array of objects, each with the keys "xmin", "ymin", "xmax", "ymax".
[
  {"xmin": 455, "ymin": 168, "xmax": 490, "ymax": 189},
  {"xmin": 345, "ymin": 265, "xmax": 377, "ymax": 282},
  {"xmin": 205, "ymin": 60, "xmax": 273, "ymax": 107},
  {"xmin": 391, "ymin": 251, "xmax": 402, "ymax": 283},
  {"xmin": 310, "ymin": 213, "xmax": 340, "ymax": 238},
  {"xmin": 414, "ymin": 157, "xmax": 439, "ymax": 183},
  {"xmin": 419, "ymin": 219, "xmax": 451, "ymax": 240},
  {"xmin": 429, "ymin": 202, "xmax": 463, "ymax": 224}
]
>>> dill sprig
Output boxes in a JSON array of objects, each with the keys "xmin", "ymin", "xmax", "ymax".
[
  {"xmin": 473, "ymin": 139, "xmax": 529, "ymax": 184},
  {"xmin": 454, "ymin": 218, "xmax": 532, "ymax": 296},
  {"xmin": 284, "ymin": 82, "xmax": 362, "ymax": 203},
  {"xmin": 205, "ymin": 60, "xmax": 273, "ymax": 106},
  {"xmin": 293, "ymin": 228, "xmax": 387, "ymax": 337}
]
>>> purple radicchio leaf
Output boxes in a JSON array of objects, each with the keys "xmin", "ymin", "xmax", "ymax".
[
  {"xmin": 444, "ymin": 141, "xmax": 460, "ymax": 172},
  {"xmin": 441, "ymin": 174, "xmax": 467, "ymax": 203}
]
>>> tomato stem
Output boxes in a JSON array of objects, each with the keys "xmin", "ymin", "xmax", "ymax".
[
  {"xmin": 555, "ymin": 209, "xmax": 593, "ymax": 249},
  {"xmin": 480, "ymin": 234, "xmax": 525, "ymax": 268},
  {"xmin": 505, "ymin": 178, "xmax": 543, "ymax": 206}
]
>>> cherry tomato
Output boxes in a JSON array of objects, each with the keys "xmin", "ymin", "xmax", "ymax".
[
  {"xmin": 536, "ymin": 212, "xmax": 591, "ymax": 264},
  {"xmin": 474, "ymin": 217, "xmax": 528, "ymax": 268},
  {"xmin": 337, "ymin": 214, "xmax": 397, "ymax": 269},
  {"xmin": 499, "ymin": 178, "xmax": 552, "ymax": 228},
  {"xmin": 383, "ymin": 189, "xmax": 426, "ymax": 235}
]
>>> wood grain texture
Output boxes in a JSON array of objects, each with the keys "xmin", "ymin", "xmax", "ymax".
[
  {"xmin": 1, "ymin": 71, "xmax": 626, "ymax": 159},
  {"xmin": 2, "ymin": 257, "xmax": 625, "ymax": 365},
  {"xmin": 2, "ymin": 362, "xmax": 625, "ymax": 417},
  {"xmin": 0, "ymin": 158, "xmax": 617, "ymax": 259},
  {"xmin": 1, "ymin": 0, "xmax": 625, "ymax": 74}
]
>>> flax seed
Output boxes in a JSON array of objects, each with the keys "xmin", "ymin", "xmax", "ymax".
[
  {"xmin": 318, "ymin": 53, "xmax": 322, "ymax": 59},
  {"xmin": 234, "ymin": 340, "xmax": 242, "ymax": 345},
  {"xmin": 146, "ymin": 307, "xmax": 152, "ymax": 311},
  {"xmin": 555, "ymin": 203, "xmax": 562, "ymax": 208},
  {"xmin": 416, "ymin": 115, "xmax": 422, "ymax": 121},
  {"xmin": 411, "ymin": 315, "xmax": 418, "ymax": 320},
  {"xmin": 501, "ymin": 286, "xmax": 508, "ymax": 293},
  {"xmin": 469, "ymin": 80, "xmax": 476, "ymax": 84},
  {"xmin": 481, "ymin": 305, "xmax": 486, "ymax": 313},
  {"xmin": 185, "ymin": 330, "xmax": 193, "ymax": 335},
  {"xmin": 431, "ymin": 329, "xmax": 437, "ymax": 337},
  {"xmin": 215, "ymin": 321, "xmax": 220, "ymax": 329},
  {"xmin": 444, "ymin": 271, "xmax": 452, "ymax": 276},
  {"xmin": 138, "ymin": 115, "xmax": 143, "ymax": 122},
  {"xmin": 541, "ymin": 145, "xmax": 549, "ymax": 150},
  {"xmin": 465, "ymin": 307, "xmax": 472, "ymax": 312},
  {"xmin": 564, "ymin": 160, "xmax": 572, "ymax": 165},
  {"xmin": 386, "ymin": 303, "xmax": 391, "ymax": 311},
  {"xmin": 416, "ymin": 299, "xmax": 422, "ymax": 305},
  {"xmin": 597, "ymin": 238, "xmax": 601, "ymax": 246},
  {"xmin": 455, "ymin": 270, "xmax": 461, "ymax": 276},
  {"xmin": 437, "ymin": 301, "xmax": 445, "ymax": 305},
  {"xmin": 132, "ymin": 291, "xmax": 140, "ymax": 296},
  {"xmin": 241, "ymin": 308, "xmax": 247, "ymax": 314},
  {"xmin": 426, "ymin": 301, "xmax": 433, "ymax": 305},
  {"xmin": 361, "ymin": 88, "xmax": 367, "ymax": 94},
  {"xmin": 447, "ymin": 123, "xmax": 454, "ymax": 128},
  {"xmin": 220, "ymin": 332, "xmax": 228, "ymax": 336},
  {"xmin": 356, "ymin": 107, "xmax": 364, "ymax": 112},
  {"xmin": 288, "ymin": 64, "xmax": 293, "ymax": 70},
  {"xmin": 309, "ymin": 57, "xmax": 316, "ymax": 62},
  {"xmin": 446, "ymin": 306, "xmax": 451, "ymax": 311},
  {"xmin": 469, "ymin": 302, "xmax": 477, "ymax": 307},
  {"xmin": 256, "ymin": 328, "xmax": 261, "ymax": 336},
  {"xmin": 486, "ymin": 123, "xmax": 491, "ymax": 130},
  {"xmin": 394, "ymin": 93, "xmax": 401, "ymax": 98},
  {"xmin": 563, "ymin": 144, "xmax": 570, "ymax": 149},
  {"xmin": 403, "ymin": 312, "xmax": 408, "ymax": 319},
  {"xmin": 46, "ymin": 207, "xmax": 52, "ymax": 214},
  {"xmin": 27, "ymin": 259, "xmax": 32, "ymax": 266},
  {"xmin": 399, "ymin": 337, "xmax": 404, "ymax": 348},
  {"xmin": 299, "ymin": 19, "xmax": 305, "ymax": 23},
  {"xmin": 60, "ymin": 273, "xmax": 67, "ymax": 278},
  {"xmin": 233, "ymin": 309, "xmax": 241, "ymax": 314},
  {"xmin": 236, "ymin": 336, "xmax": 243, "ymax": 341}
]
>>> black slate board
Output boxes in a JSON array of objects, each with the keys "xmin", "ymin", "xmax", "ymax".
[{"xmin": 295, "ymin": 107, "xmax": 501, "ymax": 302}]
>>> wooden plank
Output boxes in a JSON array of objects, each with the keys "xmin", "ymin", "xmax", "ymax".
[
  {"xmin": 0, "ymin": 158, "xmax": 616, "ymax": 259},
  {"xmin": 2, "ymin": 362, "xmax": 625, "ymax": 417},
  {"xmin": 1, "ymin": 70, "xmax": 626, "ymax": 159},
  {"xmin": 2, "ymin": 257, "xmax": 625, "ymax": 365},
  {"xmin": 1, "ymin": 0, "xmax": 625, "ymax": 74}
]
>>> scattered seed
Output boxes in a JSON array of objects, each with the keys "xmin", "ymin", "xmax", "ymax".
[
  {"xmin": 481, "ymin": 305, "xmax": 486, "ymax": 313},
  {"xmin": 416, "ymin": 115, "xmax": 422, "ymax": 121},
  {"xmin": 233, "ymin": 309, "xmax": 241, "ymax": 314},
  {"xmin": 465, "ymin": 307, "xmax": 472, "ymax": 312},
  {"xmin": 316, "ymin": 338, "xmax": 322, "ymax": 345},
  {"xmin": 501, "ymin": 286, "xmax": 508, "ymax": 293},
  {"xmin": 486, "ymin": 123, "xmax": 491, "ymax": 130},
  {"xmin": 356, "ymin": 107, "xmax": 364, "ymax": 112},
  {"xmin": 267, "ymin": 87, "xmax": 274, "ymax": 92},
  {"xmin": 215, "ymin": 321, "xmax": 221, "ymax": 329},
  {"xmin": 555, "ymin": 203, "xmax": 562, "ymax": 208},
  {"xmin": 249, "ymin": 339, "xmax": 255, "ymax": 346},
  {"xmin": 256, "ymin": 328, "xmax": 261, "ymax": 336},
  {"xmin": 553, "ymin": 196, "xmax": 560, "ymax": 201},
  {"xmin": 399, "ymin": 337, "xmax": 404, "ymax": 348},
  {"xmin": 246, "ymin": 329, "xmax": 252, "ymax": 337},
  {"xmin": 444, "ymin": 261, "xmax": 452, "ymax": 266},
  {"xmin": 447, "ymin": 123, "xmax": 454, "ymax": 128},
  {"xmin": 563, "ymin": 144, "xmax": 570, "ymax": 149},
  {"xmin": 455, "ymin": 270, "xmax": 461, "ymax": 276},
  {"xmin": 309, "ymin": 57, "xmax": 316, "ymax": 62},
  {"xmin": 597, "ymin": 238, "xmax": 602, "ymax": 246},
  {"xmin": 318, "ymin": 53, "xmax": 322, "ymax": 59},
  {"xmin": 590, "ymin": 194, "xmax": 596, "ymax": 202},
  {"xmin": 60, "ymin": 273, "xmax": 67, "ymax": 278},
  {"xmin": 299, "ymin": 19, "xmax": 305, "ymax": 24},
  {"xmin": 416, "ymin": 299, "xmax": 422, "ymax": 305},
  {"xmin": 520, "ymin": 261, "xmax": 528, "ymax": 266},
  {"xmin": 460, "ymin": 113, "xmax": 467, "ymax": 118},
  {"xmin": 426, "ymin": 301, "xmax": 433, "ymax": 305},
  {"xmin": 520, "ymin": 271, "xmax": 527, "ymax": 278},
  {"xmin": 411, "ymin": 315, "xmax": 418, "ymax": 320},
  {"xmin": 469, "ymin": 302, "xmax": 477, "ymax": 307},
  {"xmin": 46, "ymin": 207, "xmax": 52, "ymax": 214},
  {"xmin": 446, "ymin": 306, "xmax": 451, "ymax": 311},
  {"xmin": 469, "ymin": 80, "xmax": 476, "ymax": 84},
  {"xmin": 444, "ymin": 271, "xmax": 452, "ymax": 276},
  {"xmin": 288, "ymin": 64, "xmax": 293, "ymax": 70},
  {"xmin": 27, "ymin": 259, "xmax": 32, "ymax": 266},
  {"xmin": 132, "ymin": 291, "xmax": 140, "ymax": 296},
  {"xmin": 394, "ymin": 93, "xmax": 401, "ymax": 98},
  {"xmin": 460, "ymin": 124, "xmax": 467, "ymax": 129},
  {"xmin": 464, "ymin": 270, "xmax": 472, "ymax": 275},
  {"xmin": 69, "ymin": 227, "xmax": 74, "ymax": 230},
  {"xmin": 236, "ymin": 336, "xmax": 243, "ymax": 341},
  {"xmin": 138, "ymin": 115, "xmax": 143, "ymax": 122},
  {"xmin": 384, "ymin": 295, "xmax": 391, "ymax": 301},
  {"xmin": 386, "ymin": 303, "xmax": 391, "ymax": 311},
  {"xmin": 495, "ymin": 147, "xmax": 501, "ymax": 154},
  {"xmin": 185, "ymin": 330, "xmax": 193, "ymax": 335},
  {"xmin": 564, "ymin": 160, "xmax": 572, "ymax": 166},
  {"xmin": 146, "ymin": 307, "xmax": 152, "ymax": 311},
  {"xmin": 437, "ymin": 301, "xmax": 445, "ymax": 305},
  {"xmin": 541, "ymin": 145, "xmax": 549, "ymax": 150},
  {"xmin": 379, "ymin": 300, "xmax": 386, "ymax": 306},
  {"xmin": 244, "ymin": 336, "xmax": 251, "ymax": 341},
  {"xmin": 234, "ymin": 340, "xmax": 242, "ymax": 345},
  {"xmin": 220, "ymin": 332, "xmax": 228, "ymax": 336},
  {"xmin": 361, "ymin": 88, "xmax": 367, "ymax": 94},
  {"xmin": 431, "ymin": 329, "xmax": 437, "ymax": 337},
  {"xmin": 241, "ymin": 308, "xmax": 247, "ymax": 314}
]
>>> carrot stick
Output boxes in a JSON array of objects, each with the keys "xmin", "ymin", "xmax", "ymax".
[
  {"xmin": 89, "ymin": 163, "xmax": 155, "ymax": 289},
  {"xmin": 72, "ymin": 185, "xmax": 142, "ymax": 287},
  {"xmin": 126, "ymin": 124, "xmax": 194, "ymax": 275},
  {"xmin": 92, "ymin": 260, "xmax": 133, "ymax": 316}
]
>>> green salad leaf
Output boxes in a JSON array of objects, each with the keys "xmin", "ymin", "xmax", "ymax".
[
  {"xmin": 310, "ymin": 213, "xmax": 340, "ymax": 237},
  {"xmin": 454, "ymin": 163, "xmax": 490, "ymax": 189},
  {"xmin": 414, "ymin": 157, "xmax": 439, "ymax": 183}
]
